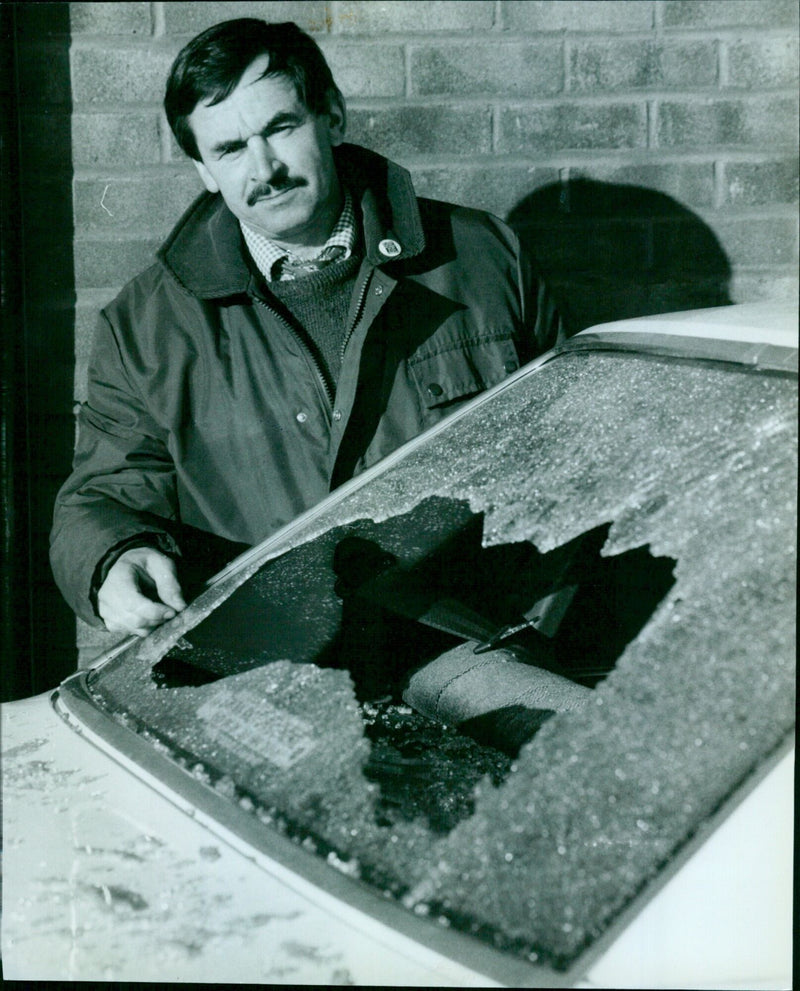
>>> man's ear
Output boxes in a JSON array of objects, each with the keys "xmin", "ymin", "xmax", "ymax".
[
  {"xmin": 326, "ymin": 91, "xmax": 346, "ymax": 147},
  {"xmin": 193, "ymin": 158, "xmax": 220, "ymax": 194}
]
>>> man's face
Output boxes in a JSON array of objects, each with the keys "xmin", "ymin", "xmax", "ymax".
[{"xmin": 189, "ymin": 55, "xmax": 345, "ymax": 249}]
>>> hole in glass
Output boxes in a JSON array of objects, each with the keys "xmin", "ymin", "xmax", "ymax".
[{"xmin": 151, "ymin": 500, "xmax": 675, "ymax": 836}]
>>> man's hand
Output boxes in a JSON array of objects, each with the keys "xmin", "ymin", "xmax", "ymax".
[{"xmin": 97, "ymin": 547, "xmax": 187, "ymax": 636}]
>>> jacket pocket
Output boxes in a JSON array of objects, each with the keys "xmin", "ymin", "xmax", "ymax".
[{"xmin": 408, "ymin": 336, "xmax": 520, "ymax": 410}]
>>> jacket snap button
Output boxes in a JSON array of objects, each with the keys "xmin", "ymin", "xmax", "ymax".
[
  {"xmin": 427, "ymin": 382, "xmax": 443, "ymax": 397},
  {"xmin": 504, "ymin": 361, "xmax": 518, "ymax": 373},
  {"xmin": 378, "ymin": 238, "xmax": 402, "ymax": 258},
  {"xmin": 296, "ymin": 411, "xmax": 308, "ymax": 423},
  {"xmin": 332, "ymin": 408, "xmax": 343, "ymax": 421},
  {"xmin": 374, "ymin": 285, "xmax": 384, "ymax": 296}
]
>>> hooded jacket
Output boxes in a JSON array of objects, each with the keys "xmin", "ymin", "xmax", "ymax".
[{"xmin": 51, "ymin": 144, "xmax": 563, "ymax": 624}]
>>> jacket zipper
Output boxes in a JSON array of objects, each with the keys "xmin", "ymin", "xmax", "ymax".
[
  {"xmin": 254, "ymin": 265, "xmax": 377, "ymax": 413},
  {"xmin": 253, "ymin": 296, "xmax": 335, "ymax": 409},
  {"xmin": 340, "ymin": 267, "xmax": 374, "ymax": 364}
]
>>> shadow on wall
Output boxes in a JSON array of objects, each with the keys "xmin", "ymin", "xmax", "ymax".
[
  {"xmin": 507, "ymin": 179, "xmax": 732, "ymax": 335},
  {"xmin": 2, "ymin": 3, "xmax": 77, "ymax": 700}
]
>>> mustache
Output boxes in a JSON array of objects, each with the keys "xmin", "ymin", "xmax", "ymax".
[{"xmin": 246, "ymin": 177, "xmax": 306, "ymax": 207}]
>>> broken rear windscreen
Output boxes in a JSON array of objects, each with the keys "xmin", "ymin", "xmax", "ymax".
[{"xmin": 80, "ymin": 343, "xmax": 797, "ymax": 973}]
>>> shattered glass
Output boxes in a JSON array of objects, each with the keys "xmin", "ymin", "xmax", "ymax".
[{"xmin": 83, "ymin": 348, "xmax": 796, "ymax": 970}]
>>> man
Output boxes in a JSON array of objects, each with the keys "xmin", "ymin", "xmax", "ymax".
[{"xmin": 50, "ymin": 18, "xmax": 563, "ymax": 638}]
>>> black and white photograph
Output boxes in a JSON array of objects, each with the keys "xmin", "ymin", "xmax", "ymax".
[{"xmin": 1, "ymin": 1, "xmax": 797, "ymax": 985}]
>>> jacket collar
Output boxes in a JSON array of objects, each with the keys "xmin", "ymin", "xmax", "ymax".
[{"xmin": 158, "ymin": 144, "xmax": 426, "ymax": 299}]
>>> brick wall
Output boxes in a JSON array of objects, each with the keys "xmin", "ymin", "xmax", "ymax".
[
  {"xmin": 19, "ymin": 1, "xmax": 800, "ymax": 667},
  {"xmin": 70, "ymin": 1, "xmax": 799, "ymax": 384}
]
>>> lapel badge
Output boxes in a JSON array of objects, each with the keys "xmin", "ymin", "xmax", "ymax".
[{"xmin": 378, "ymin": 238, "xmax": 402, "ymax": 258}]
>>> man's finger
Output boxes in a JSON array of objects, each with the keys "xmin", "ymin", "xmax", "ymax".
[
  {"xmin": 101, "ymin": 594, "xmax": 176, "ymax": 634},
  {"xmin": 97, "ymin": 547, "xmax": 186, "ymax": 635},
  {"xmin": 147, "ymin": 557, "xmax": 187, "ymax": 612}
]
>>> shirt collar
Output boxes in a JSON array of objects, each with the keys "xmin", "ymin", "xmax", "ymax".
[
  {"xmin": 159, "ymin": 145, "xmax": 426, "ymax": 299},
  {"xmin": 240, "ymin": 189, "xmax": 357, "ymax": 282}
]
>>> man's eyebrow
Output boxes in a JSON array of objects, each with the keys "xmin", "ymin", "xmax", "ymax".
[{"xmin": 209, "ymin": 110, "xmax": 306, "ymax": 156}]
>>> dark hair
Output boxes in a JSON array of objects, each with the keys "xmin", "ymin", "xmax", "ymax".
[{"xmin": 165, "ymin": 19, "xmax": 342, "ymax": 160}]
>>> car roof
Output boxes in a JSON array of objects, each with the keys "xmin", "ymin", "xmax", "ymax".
[{"xmin": 576, "ymin": 301, "xmax": 798, "ymax": 349}]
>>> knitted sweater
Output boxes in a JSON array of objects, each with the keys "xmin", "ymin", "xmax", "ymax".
[{"xmin": 268, "ymin": 253, "xmax": 362, "ymax": 390}]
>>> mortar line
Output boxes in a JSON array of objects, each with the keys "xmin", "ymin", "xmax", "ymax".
[
  {"xmin": 647, "ymin": 98, "xmax": 658, "ymax": 150},
  {"xmin": 713, "ymin": 159, "xmax": 726, "ymax": 210},
  {"xmin": 493, "ymin": 0, "xmax": 503, "ymax": 31},
  {"xmin": 151, "ymin": 2, "xmax": 165, "ymax": 39},
  {"xmin": 718, "ymin": 39, "xmax": 730, "ymax": 89},
  {"xmin": 653, "ymin": 0, "xmax": 664, "ymax": 34},
  {"xmin": 491, "ymin": 104, "xmax": 500, "ymax": 155}
]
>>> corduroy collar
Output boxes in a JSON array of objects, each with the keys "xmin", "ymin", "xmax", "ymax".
[{"xmin": 158, "ymin": 144, "xmax": 426, "ymax": 299}]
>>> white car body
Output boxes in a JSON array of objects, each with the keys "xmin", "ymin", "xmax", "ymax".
[
  {"xmin": 2, "ymin": 693, "xmax": 794, "ymax": 987},
  {"xmin": 3, "ymin": 303, "xmax": 796, "ymax": 987}
]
